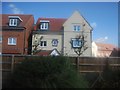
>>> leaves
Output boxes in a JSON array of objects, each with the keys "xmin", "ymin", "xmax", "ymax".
[{"xmin": 10, "ymin": 56, "xmax": 89, "ymax": 88}]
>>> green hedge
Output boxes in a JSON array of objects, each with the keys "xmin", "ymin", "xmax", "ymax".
[{"xmin": 9, "ymin": 56, "xmax": 88, "ymax": 88}]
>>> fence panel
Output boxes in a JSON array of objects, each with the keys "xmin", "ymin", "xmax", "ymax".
[{"xmin": 1, "ymin": 55, "xmax": 120, "ymax": 73}]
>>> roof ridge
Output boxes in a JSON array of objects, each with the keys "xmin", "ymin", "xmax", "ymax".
[
  {"xmin": 2, "ymin": 14, "xmax": 33, "ymax": 16},
  {"xmin": 38, "ymin": 17, "xmax": 67, "ymax": 19},
  {"xmin": 95, "ymin": 42, "xmax": 115, "ymax": 45}
]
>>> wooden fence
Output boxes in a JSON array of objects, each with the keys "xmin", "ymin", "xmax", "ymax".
[
  {"xmin": 1, "ymin": 55, "xmax": 120, "ymax": 88},
  {"xmin": 1, "ymin": 54, "xmax": 120, "ymax": 85},
  {"xmin": 1, "ymin": 54, "xmax": 120, "ymax": 73}
]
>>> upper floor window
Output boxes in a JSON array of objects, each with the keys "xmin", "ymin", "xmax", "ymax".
[
  {"xmin": 40, "ymin": 22, "xmax": 49, "ymax": 30},
  {"xmin": 40, "ymin": 41, "xmax": 47, "ymax": 47},
  {"xmin": 74, "ymin": 25, "xmax": 80, "ymax": 31},
  {"xmin": 52, "ymin": 39, "xmax": 58, "ymax": 47},
  {"xmin": 8, "ymin": 16, "xmax": 23, "ymax": 27},
  {"xmin": 9, "ymin": 19, "xmax": 17, "ymax": 26},
  {"xmin": 0, "ymin": 36, "xmax": 2, "ymax": 43},
  {"xmin": 40, "ymin": 20, "xmax": 49, "ymax": 30},
  {"xmin": 72, "ymin": 38, "xmax": 81, "ymax": 48},
  {"xmin": 8, "ymin": 37, "xmax": 17, "ymax": 45}
]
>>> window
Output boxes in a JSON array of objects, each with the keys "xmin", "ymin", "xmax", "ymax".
[
  {"xmin": 40, "ymin": 41, "xmax": 47, "ymax": 47},
  {"xmin": 8, "ymin": 37, "xmax": 17, "ymax": 45},
  {"xmin": 40, "ymin": 22, "xmax": 49, "ymax": 30},
  {"xmin": 0, "ymin": 36, "xmax": 2, "ymax": 43},
  {"xmin": 9, "ymin": 19, "xmax": 17, "ymax": 26},
  {"xmin": 74, "ymin": 25, "xmax": 80, "ymax": 31},
  {"xmin": 52, "ymin": 39, "xmax": 58, "ymax": 47},
  {"xmin": 72, "ymin": 39, "xmax": 81, "ymax": 48}
]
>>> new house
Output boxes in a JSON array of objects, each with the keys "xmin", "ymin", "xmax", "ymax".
[
  {"xmin": 92, "ymin": 42, "xmax": 116, "ymax": 57},
  {"xmin": 2, "ymin": 14, "xmax": 34, "ymax": 54},
  {"xmin": 32, "ymin": 11, "xmax": 93, "ymax": 57}
]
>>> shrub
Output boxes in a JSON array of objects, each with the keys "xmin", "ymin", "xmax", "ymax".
[{"xmin": 9, "ymin": 56, "xmax": 88, "ymax": 88}]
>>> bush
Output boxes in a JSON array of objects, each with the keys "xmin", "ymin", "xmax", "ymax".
[{"xmin": 9, "ymin": 56, "xmax": 88, "ymax": 88}]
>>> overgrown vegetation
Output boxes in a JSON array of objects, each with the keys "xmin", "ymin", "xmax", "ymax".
[
  {"xmin": 3, "ymin": 57, "xmax": 120, "ymax": 88},
  {"xmin": 84, "ymin": 60, "xmax": 120, "ymax": 88},
  {"xmin": 92, "ymin": 61, "xmax": 120, "ymax": 88},
  {"xmin": 5, "ymin": 56, "xmax": 89, "ymax": 88}
]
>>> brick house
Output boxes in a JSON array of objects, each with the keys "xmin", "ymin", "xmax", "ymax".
[
  {"xmin": 32, "ymin": 11, "xmax": 93, "ymax": 57},
  {"xmin": 1, "ymin": 14, "xmax": 34, "ymax": 54}
]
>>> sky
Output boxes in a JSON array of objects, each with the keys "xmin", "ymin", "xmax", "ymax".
[{"xmin": 2, "ymin": 2, "xmax": 119, "ymax": 47}]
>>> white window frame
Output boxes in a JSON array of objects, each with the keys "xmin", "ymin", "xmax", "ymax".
[
  {"xmin": 0, "ymin": 36, "xmax": 2, "ymax": 43},
  {"xmin": 72, "ymin": 39, "xmax": 81, "ymax": 48},
  {"xmin": 40, "ymin": 22, "xmax": 49, "ymax": 30},
  {"xmin": 52, "ymin": 39, "xmax": 58, "ymax": 47},
  {"xmin": 40, "ymin": 41, "xmax": 47, "ymax": 47},
  {"xmin": 73, "ymin": 25, "xmax": 80, "ymax": 31},
  {"xmin": 9, "ymin": 19, "xmax": 17, "ymax": 26},
  {"xmin": 8, "ymin": 37, "xmax": 17, "ymax": 45}
]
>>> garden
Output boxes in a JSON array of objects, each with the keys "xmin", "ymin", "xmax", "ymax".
[{"xmin": 3, "ymin": 56, "xmax": 120, "ymax": 88}]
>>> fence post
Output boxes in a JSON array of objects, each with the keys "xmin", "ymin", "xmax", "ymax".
[
  {"xmin": 76, "ymin": 57, "xmax": 79, "ymax": 71},
  {"xmin": 11, "ymin": 55, "xmax": 14, "ymax": 73}
]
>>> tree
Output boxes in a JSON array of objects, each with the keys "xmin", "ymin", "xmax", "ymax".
[
  {"xmin": 32, "ymin": 35, "xmax": 43, "ymax": 55},
  {"xmin": 70, "ymin": 24, "xmax": 88, "ymax": 56},
  {"xmin": 70, "ymin": 24, "xmax": 88, "ymax": 71}
]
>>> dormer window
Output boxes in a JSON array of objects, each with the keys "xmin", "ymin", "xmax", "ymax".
[
  {"xmin": 9, "ymin": 16, "xmax": 23, "ymax": 27},
  {"xmin": 40, "ymin": 20, "xmax": 49, "ymax": 30},
  {"xmin": 9, "ymin": 19, "xmax": 17, "ymax": 26}
]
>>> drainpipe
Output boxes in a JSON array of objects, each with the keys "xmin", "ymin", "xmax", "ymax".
[
  {"xmin": 23, "ymin": 27, "xmax": 26, "ymax": 55},
  {"xmin": 62, "ymin": 28, "xmax": 64, "ymax": 56},
  {"xmin": 90, "ymin": 30, "xmax": 92, "ymax": 56}
]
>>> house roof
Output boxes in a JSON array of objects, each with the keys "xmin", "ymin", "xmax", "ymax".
[
  {"xmin": 35, "ymin": 50, "xmax": 51, "ymax": 56},
  {"xmin": 34, "ymin": 49, "xmax": 60, "ymax": 56},
  {"xmin": 2, "ymin": 14, "xmax": 34, "ymax": 29},
  {"xmin": 36, "ymin": 18, "xmax": 67, "ymax": 31},
  {"xmin": 95, "ymin": 42, "xmax": 116, "ymax": 51}
]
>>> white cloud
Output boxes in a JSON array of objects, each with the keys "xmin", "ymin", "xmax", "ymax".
[
  {"xmin": 95, "ymin": 36, "xmax": 108, "ymax": 43},
  {"xmin": 8, "ymin": 4, "xmax": 24, "ymax": 14},
  {"xmin": 9, "ymin": 4, "xmax": 15, "ymax": 8},
  {"xmin": 90, "ymin": 22, "xmax": 97, "ymax": 29}
]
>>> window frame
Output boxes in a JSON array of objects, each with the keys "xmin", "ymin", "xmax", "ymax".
[
  {"xmin": 71, "ymin": 38, "xmax": 81, "ymax": 48},
  {"xmin": 0, "ymin": 36, "xmax": 2, "ymax": 43},
  {"xmin": 9, "ymin": 19, "xmax": 18, "ymax": 26},
  {"xmin": 8, "ymin": 37, "xmax": 17, "ymax": 45},
  {"xmin": 52, "ymin": 39, "xmax": 58, "ymax": 47},
  {"xmin": 73, "ymin": 25, "xmax": 80, "ymax": 31},
  {"xmin": 40, "ymin": 41, "xmax": 47, "ymax": 47},
  {"xmin": 40, "ymin": 22, "xmax": 49, "ymax": 30}
]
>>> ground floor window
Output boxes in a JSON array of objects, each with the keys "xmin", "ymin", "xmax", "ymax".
[
  {"xmin": 0, "ymin": 36, "xmax": 2, "ymax": 43},
  {"xmin": 40, "ymin": 41, "xmax": 47, "ymax": 47},
  {"xmin": 52, "ymin": 39, "xmax": 58, "ymax": 47},
  {"xmin": 8, "ymin": 37, "xmax": 17, "ymax": 45}
]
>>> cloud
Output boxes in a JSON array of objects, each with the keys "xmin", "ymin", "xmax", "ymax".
[
  {"xmin": 90, "ymin": 22, "xmax": 97, "ymax": 29},
  {"xmin": 8, "ymin": 4, "xmax": 24, "ymax": 14},
  {"xmin": 95, "ymin": 36, "xmax": 108, "ymax": 43},
  {"xmin": 9, "ymin": 4, "xmax": 14, "ymax": 8}
]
